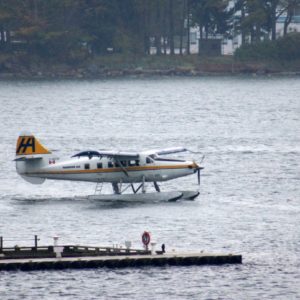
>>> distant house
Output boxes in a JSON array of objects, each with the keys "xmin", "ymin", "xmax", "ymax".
[
  {"xmin": 223, "ymin": 3, "xmax": 300, "ymax": 55},
  {"xmin": 190, "ymin": 3, "xmax": 300, "ymax": 56},
  {"xmin": 276, "ymin": 6, "xmax": 300, "ymax": 37},
  {"xmin": 150, "ymin": 2, "xmax": 291, "ymax": 56},
  {"xmin": 150, "ymin": 27, "xmax": 222, "ymax": 56}
]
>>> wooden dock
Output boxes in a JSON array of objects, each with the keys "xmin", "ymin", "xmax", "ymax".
[
  {"xmin": 0, "ymin": 237, "xmax": 242, "ymax": 271},
  {"xmin": 0, "ymin": 252, "xmax": 242, "ymax": 271}
]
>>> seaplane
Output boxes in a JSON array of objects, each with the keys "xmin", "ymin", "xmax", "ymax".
[{"xmin": 15, "ymin": 133, "xmax": 204, "ymax": 201}]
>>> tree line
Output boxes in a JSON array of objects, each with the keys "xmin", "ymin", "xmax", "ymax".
[{"xmin": 0, "ymin": 0, "xmax": 299, "ymax": 59}]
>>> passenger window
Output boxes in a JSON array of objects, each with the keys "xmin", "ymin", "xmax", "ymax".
[
  {"xmin": 84, "ymin": 163, "xmax": 90, "ymax": 170},
  {"xmin": 108, "ymin": 162, "xmax": 113, "ymax": 168},
  {"xmin": 115, "ymin": 162, "xmax": 120, "ymax": 167},
  {"xmin": 97, "ymin": 163, "xmax": 102, "ymax": 169},
  {"xmin": 129, "ymin": 160, "xmax": 136, "ymax": 166},
  {"xmin": 135, "ymin": 160, "xmax": 140, "ymax": 166},
  {"xmin": 146, "ymin": 157, "xmax": 152, "ymax": 164}
]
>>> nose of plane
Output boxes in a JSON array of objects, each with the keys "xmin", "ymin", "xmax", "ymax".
[
  {"xmin": 188, "ymin": 161, "xmax": 202, "ymax": 172},
  {"xmin": 187, "ymin": 161, "xmax": 204, "ymax": 185}
]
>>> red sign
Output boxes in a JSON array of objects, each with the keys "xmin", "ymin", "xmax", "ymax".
[{"xmin": 142, "ymin": 231, "xmax": 151, "ymax": 246}]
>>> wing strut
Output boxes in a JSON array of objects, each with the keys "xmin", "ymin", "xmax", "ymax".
[{"xmin": 115, "ymin": 158, "xmax": 129, "ymax": 177}]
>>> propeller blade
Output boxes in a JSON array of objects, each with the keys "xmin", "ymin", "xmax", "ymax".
[{"xmin": 197, "ymin": 169, "xmax": 201, "ymax": 185}]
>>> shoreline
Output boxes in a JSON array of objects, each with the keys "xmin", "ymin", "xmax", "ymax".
[
  {"xmin": 1, "ymin": 68, "xmax": 300, "ymax": 80},
  {"xmin": 1, "ymin": 70, "xmax": 300, "ymax": 80},
  {"xmin": 1, "ymin": 55, "xmax": 300, "ymax": 80}
]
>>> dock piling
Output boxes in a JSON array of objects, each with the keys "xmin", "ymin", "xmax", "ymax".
[{"xmin": 34, "ymin": 235, "xmax": 38, "ymax": 249}]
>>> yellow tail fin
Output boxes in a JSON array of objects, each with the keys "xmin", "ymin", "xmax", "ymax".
[{"xmin": 16, "ymin": 134, "xmax": 51, "ymax": 156}]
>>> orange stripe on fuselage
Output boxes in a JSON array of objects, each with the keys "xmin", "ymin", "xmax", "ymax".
[{"xmin": 34, "ymin": 164, "xmax": 192, "ymax": 175}]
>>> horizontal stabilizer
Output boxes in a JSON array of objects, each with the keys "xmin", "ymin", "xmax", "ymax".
[
  {"xmin": 21, "ymin": 175, "xmax": 45, "ymax": 184},
  {"xmin": 14, "ymin": 156, "xmax": 43, "ymax": 161}
]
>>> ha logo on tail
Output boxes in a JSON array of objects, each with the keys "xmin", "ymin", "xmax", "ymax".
[
  {"xmin": 16, "ymin": 134, "xmax": 51, "ymax": 158},
  {"xmin": 15, "ymin": 133, "xmax": 52, "ymax": 184}
]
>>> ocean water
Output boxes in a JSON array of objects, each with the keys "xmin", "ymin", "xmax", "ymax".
[{"xmin": 0, "ymin": 76, "xmax": 299, "ymax": 299}]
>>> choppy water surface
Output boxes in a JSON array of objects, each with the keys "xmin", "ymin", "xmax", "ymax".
[{"xmin": 0, "ymin": 76, "xmax": 299, "ymax": 299}]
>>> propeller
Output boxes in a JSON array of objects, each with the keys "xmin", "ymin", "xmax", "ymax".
[
  {"xmin": 194, "ymin": 155, "xmax": 205, "ymax": 185},
  {"xmin": 197, "ymin": 168, "xmax": 201, "ymax": 185}
]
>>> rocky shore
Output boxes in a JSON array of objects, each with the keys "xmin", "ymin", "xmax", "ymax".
[{"xmin": 1, "ymin": 55, "xmax": 300, "ymax": 79}]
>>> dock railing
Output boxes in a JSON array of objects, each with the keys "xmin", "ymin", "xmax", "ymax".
[{"xmin": 0, "ymin": 236, "xmax": 150, "ymax": 260}]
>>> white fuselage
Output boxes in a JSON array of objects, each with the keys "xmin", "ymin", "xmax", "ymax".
[{"xmin": 16, "ymin": 154, "xmax": 198, "ymax": 184}]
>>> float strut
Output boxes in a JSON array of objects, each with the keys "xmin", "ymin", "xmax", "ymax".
[
  {"xmin": 131, "ymin": 184, "xmax": 137, "ymax": 194},
  {"xmin": 154, "ymin": 181, "xmax": 161, "ymax": 192},
  {"xmin": 142, "ymin": 176, "xmax": 146, "ymax": 193},
  {"xmin": 112, "ymin": 183, "xmax": 120, "ymax": 194},
  {"xmin": 134, "ymin": 183, "xmax": 143, "ymax": 194}
]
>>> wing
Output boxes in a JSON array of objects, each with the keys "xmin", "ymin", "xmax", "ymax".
[
  {"xmin": 142, "ymin": 147, "xmax": 188, "ymax": 156},
  {"xmin": 72, "ymin": 150, "xmax": 139, "ymax": 160},
  {"xmin": 97, "ymin": 151, "xmax": 139, "ymax": 160}
]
